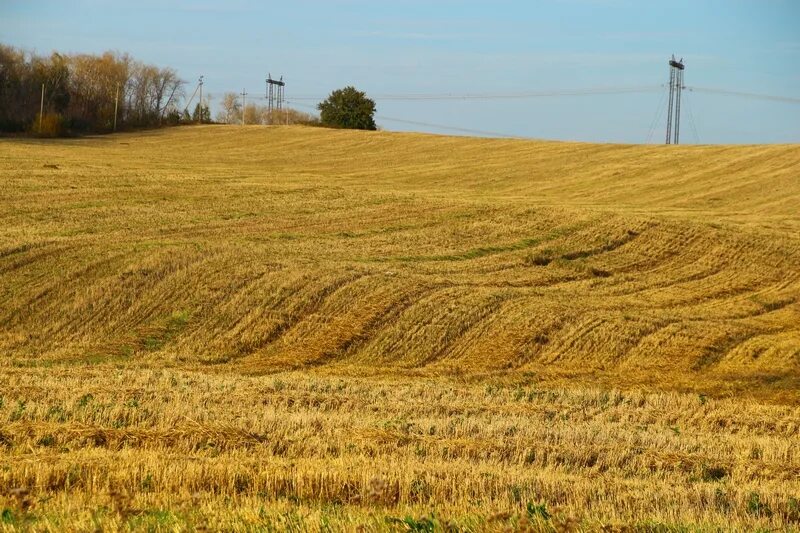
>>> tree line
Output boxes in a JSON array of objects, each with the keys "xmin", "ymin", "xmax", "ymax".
[
  {"xmin": 1, "ymin": 43, "xmax": 380, "ymax": 135},
  {"xmin": 216, "ymin": 87, "xmax": 376, "ymax": 129},
  {"xmin": 0, "ymin": 44, "xmax": 188, "ymax": 135},
  {"xmin": 215, "ymin": 92, "xmax": 319, "ymax": 126}
]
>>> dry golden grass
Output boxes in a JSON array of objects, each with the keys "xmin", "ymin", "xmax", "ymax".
[
  {"xmin": 1, "ymin": 125, "xmax": 799, "ymax": 530},
  {"xmin": 1, "ymin": 367, "xmax": 799, "ymax": 531}
]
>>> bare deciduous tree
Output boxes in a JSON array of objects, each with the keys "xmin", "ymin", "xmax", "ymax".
[
  {"xmin": 0, "ymin": 44, "xmax": 185, "ymax": 134},
  {"xmin": 216, "ymin": 92, "xmax": 242, "ymax": 124}
]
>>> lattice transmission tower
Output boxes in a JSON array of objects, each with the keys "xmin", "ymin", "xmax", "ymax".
[
  {"xmin": 665, "ymin": 56, "xmax": 685, "ymax": 144},
  {"xmin": 266, "ymin": 74, "xmax": 285, "ymax": 115}
]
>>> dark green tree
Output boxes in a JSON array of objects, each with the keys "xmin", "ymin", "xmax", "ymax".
[
  {"xmin": 317, "ymin": 86, "xmax": 376, "ymax": 130},
  {"xmin": 192, "ymin": 103, "xmax": 210, "ymax": 123}
]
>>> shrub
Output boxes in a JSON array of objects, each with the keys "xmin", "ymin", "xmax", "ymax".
[
  {"xmin": 34, "ymin": 113, "xmax": 67, "ymax": 137},
  {"xmin": 526, "ymin": 500, "xmax": 551, "ymax": 520},
  {"xmin": 747, "ymin": 492, "xmax": 773, "ymax": 517}
]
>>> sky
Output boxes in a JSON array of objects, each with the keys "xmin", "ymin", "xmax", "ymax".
[{"xmin": 2, "ymin": 0, "xmax": 799, "ymax": 143}]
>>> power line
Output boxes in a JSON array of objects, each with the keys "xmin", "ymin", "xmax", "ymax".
[
  {"xmin": 375, "ymin": 115, "xmax": 520, "ymax": 138},
  {"xmin": 287, "ymin": 101, "xmax": 521, "ymax": 138},
  {"xmin": 683, "ymin": 91, "xmax": 701, "ymax": 144},
  {"xmin": 206, "ymin": 85, "xmax": 799, "ymax": 106},
  {"xmin": 286, "ymin": 85, "xmax": 664, "ymax": 102},
  {"xmin": 645, "ymin": 85, "xmax": 668, "ymax": 144},
  {"xmin": 205, "ymin": 78, "xmax": 799, "ymax": 142},
  {"xmin": 686, "ymin": 86, "xmax": 800, "ymax": 104}
]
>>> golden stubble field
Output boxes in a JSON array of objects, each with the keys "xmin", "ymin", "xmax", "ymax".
[{"xmin": 1, "ymin": 125, "xmax": 799, "ymax": 530}]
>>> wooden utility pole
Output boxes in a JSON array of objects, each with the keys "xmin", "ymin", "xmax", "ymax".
[
  {"xmin": 39, "ymin": 83, "xmax": 44, "ymax": 133},
  {"xmin": 182, "ymin": 75, "xmax": 203, "ymax": 122},
  {"xmin": 198, "ymin": 77, "xmax": 203, "ymax": 123},
  {"xmin": 240, "ymin": 89, "xmax": 247, "ymax": 126},
  {"xmin": 113, "ymin": 83, "xmax": 119, "ymax": 132}
]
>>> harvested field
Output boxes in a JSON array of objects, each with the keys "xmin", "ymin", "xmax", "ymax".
[{"xmin": 1, "ymin": 126, "xmax": 799, "ymax": 530}]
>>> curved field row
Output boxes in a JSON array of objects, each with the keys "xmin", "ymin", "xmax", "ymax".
[
  {"xmin": 1, "ymin": 127, "xmax": 799, "ymax": 401},
  {"xmin": 2, "ymin": 127, "xmax": 800, "ymax": 529}
]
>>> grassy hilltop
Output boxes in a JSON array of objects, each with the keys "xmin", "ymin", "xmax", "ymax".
[{"xmin": 1, "ymin": 126, "xmax": 799, "ymax": 530}]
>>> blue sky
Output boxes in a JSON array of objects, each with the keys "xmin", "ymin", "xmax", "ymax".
[{"xmin": 2, "ymin": 0, "xmax": 799, "ymax": 143}]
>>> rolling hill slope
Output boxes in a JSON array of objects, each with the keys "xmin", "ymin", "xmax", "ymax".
[{"xmin": 1, "ymin": 126, "xmax": 799, "ymax": 400}]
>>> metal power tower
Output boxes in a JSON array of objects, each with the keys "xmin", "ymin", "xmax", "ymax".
[
  {"xmin": 665, "ymin": 56, "xmax": 685, "ymax": 144},
  {"xmin": 266, "ymin": 74, "xmax": 285, "ymax": 118}
]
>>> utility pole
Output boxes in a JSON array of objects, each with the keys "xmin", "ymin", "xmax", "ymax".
[
  {"xmin": 182, "ymin": 76, "xmax": 202, "ymax": 122},
  {"xmin": 198, "ymin": 75, "xmax": 204, "ymax": 124},
  {"xmin": 113, "ymin": 83, "xmax": 119, "ymax": 132},
  {"xmin": 240, "ymin": 89, "xmax": 247, "ymax": 126},
  {"xmin": 39, "ymin": 83, "xmax": 44, "ymax": 133},
  {"xmin": 665, "ymin": 56, "xmax": 685, "ymax": 145}
]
